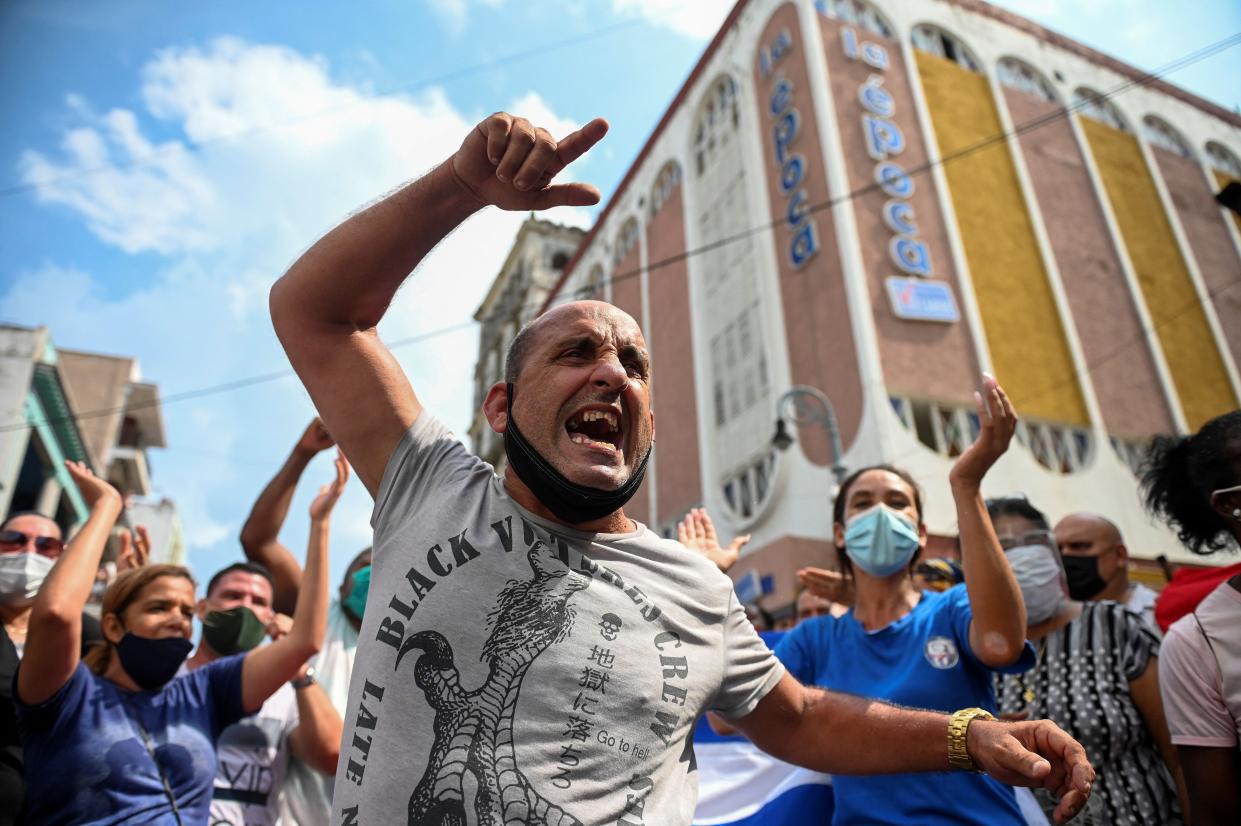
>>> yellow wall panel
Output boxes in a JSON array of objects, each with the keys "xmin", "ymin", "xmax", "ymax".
[
  {"xmin": 914, "ymin": 52, "xmax": 1087, "ymax": 425},
  {"xmin": 1082, "ymin": 119, "xmax": 1238, "ymax": 430}
]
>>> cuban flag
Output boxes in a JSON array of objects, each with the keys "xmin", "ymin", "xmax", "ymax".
[{"xmin": 692, "ymin": 631, "xmax": 834, "ymax": 825}]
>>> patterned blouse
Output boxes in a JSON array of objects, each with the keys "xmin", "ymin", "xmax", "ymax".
[{"xmin": 996, "ymin": 601, "xmax": 1181, "ymax": 825}]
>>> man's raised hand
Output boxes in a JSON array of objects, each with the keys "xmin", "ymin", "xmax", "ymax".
[{"xmin": 450, "ymin": 112, "xmax": 608, "ymax": 211}]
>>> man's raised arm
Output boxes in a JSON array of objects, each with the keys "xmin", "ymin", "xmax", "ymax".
[{"xmin": 270, "ymin": 112, "xmax": 608, "ymax": 495}]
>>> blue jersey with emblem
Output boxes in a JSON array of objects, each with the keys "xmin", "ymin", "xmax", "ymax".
[{"xmin": 773, "ymin": 583, "xmax": 1035, "ymax": 826}]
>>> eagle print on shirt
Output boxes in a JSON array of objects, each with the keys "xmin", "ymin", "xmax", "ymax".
[{"xmin": 396, "ymin": 540, "xmax": 589, "ymax": 825}]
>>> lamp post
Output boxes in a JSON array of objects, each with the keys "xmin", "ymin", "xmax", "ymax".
[{"xmin": 771, "ymin": 385, "xmax": 848, "ymax": 485}]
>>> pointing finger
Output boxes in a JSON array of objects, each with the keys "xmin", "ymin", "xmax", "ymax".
[{"xmin": 551, "ymin": 117, "xmax": 609, "ymax": 174}]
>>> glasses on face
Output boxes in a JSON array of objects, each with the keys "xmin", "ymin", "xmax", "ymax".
[
  {"xmin": 1211, "ymin": 484, "xmax": 1241, "ymax": 505},
  {"xmin": 998, "ymin": 530, "xmax": 1055, "ymax": 551},
  {"xmin": 0, "ymin": 529, "xmax": 65, "ymax": 557}
]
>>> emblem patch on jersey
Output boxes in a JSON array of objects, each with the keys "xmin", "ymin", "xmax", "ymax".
[{"xmin": 924, "ymin": 636, "xmax": 959, "ymax": 669}]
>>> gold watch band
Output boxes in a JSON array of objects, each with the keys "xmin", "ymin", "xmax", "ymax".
[{"xmin": 947, "ymin": 707, "xmax": 995, "ymax": 772}]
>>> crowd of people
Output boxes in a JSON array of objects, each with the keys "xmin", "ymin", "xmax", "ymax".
[{"xmin": 2, "ymin": 109, "xmax": 1236, "ymax": 826}]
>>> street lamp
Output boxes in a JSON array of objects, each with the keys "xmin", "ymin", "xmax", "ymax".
[{"xmin": 771, "ymin": 385, "xmax": 848, "ymax": 485}]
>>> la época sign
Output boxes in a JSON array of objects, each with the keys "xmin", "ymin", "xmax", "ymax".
[
  {"xmin": 841, "ymin": 26, "xmax": 959, "ymax": 323},
  {"xmin": 759, "ymin": 28, "xmax": 820, "ymax": 270}
]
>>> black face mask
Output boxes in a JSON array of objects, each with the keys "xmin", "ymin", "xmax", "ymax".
[
  {"xmin": 1062, "ymin": 554, "xmax": 1108, "ymax": 600},
  {"xmin": 116, "ymin": 633, "xmax": 194, "ymax": 690},
  {"xmin": 502, "ymin": 382, "xmax": 650, "ymax": 525},
  {"xmin": 202, "ymin": 606, "xmax": 267, "ymax": 656}
]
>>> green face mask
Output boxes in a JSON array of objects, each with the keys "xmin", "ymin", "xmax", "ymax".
[
  {"xmin": 202, "ymin": 605, "xmax": 267, "ymax": 656},
  {"xmin": 342, "ymin": 565, "xmax": 371, "ymax": 621}
]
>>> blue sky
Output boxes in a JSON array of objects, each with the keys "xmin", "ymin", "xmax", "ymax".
[{"xmin": 2, "ymin": 0, "xmax": 1239, "ymax": 590}]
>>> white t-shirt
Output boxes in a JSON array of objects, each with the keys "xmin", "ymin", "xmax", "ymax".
[
  {"xmin": 1159, "ymin": 580, "xmax": 1241, "ymax": 748},
  {"xmin": 1125, "ymin": 582, "xmax": 1161, "ymax": 639},
  {"xmin": 210, "ymin": 682, "xmax": 299, "ymax": 826},
  {"xmin": 331, "ymin": 413, "xmax": 784, "ymax": 825},
  {"xmin": 279, "ymin": 601, "xmax": 359, "ymax": 826}
]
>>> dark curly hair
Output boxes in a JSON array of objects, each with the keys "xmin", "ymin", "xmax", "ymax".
[{"xmin": 1140, "ymin": 410, "xmax": 1241, "ymax": 555}]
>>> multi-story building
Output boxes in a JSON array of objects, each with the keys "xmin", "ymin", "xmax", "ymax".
[
  {"xmin": 469, "ymin": 216, "xmax": 585, "ymax": 467},
  {"xmin": 537, "ymin": 0, "xmax": 1241, "ymax": 615},
  {"xmin": 0, "ymin": 324, "xmax": 182, "ymax": 563}
]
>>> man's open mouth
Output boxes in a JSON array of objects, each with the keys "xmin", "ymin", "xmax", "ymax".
[{"xmin": 565, "ymin": 408, "xmax": 623, "ymax": 451}]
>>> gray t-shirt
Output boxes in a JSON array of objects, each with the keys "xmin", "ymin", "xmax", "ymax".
[{"xmin": 331, "ymin": 413, "xmax": 783, "ymax": 825}]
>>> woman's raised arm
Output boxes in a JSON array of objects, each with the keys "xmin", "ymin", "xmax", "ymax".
[{"xmin": 18, "ymin": 461, "xmax": 123, "ymax": 705}]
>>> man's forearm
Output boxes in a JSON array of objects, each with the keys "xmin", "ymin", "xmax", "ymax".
[
  {"xmin": 272, "ymin": 161, "xmax": 481, "ymax": 332},
  {"xmin": 745, "ymin": 685, "xmax": 953, "ymax": 775},
  {"xmin": 291, "ymin": 683, "xmax": 344, "ymax": 775},
  {"xmin": 240, "ymin": 446, "xmax": 314, "ymax": 615}
]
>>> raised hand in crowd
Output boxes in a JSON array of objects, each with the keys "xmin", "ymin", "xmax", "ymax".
[
  {"xmin": 950, "ymin": 373, "xmax": 1027, "ymax": 667},
  {"xmin": 796, "ymin": 566, "xmax": 853, "ymax": 606},
  {"xmin": 241, "ymin": 418, "xmax": 338, "ymax": 615},
  {"xmin": 17, "ymin": 461, "xmax": 122, "ymax": 706},
  {"xmin": 678, "ymin": 508, "xmax": 749, "ymax": 573},
  {"xmin": 116, "ymin": 524, "xmax": 151, "ymax": 573},
  {"xmin": 237, "ymin": 450, "xmax": 347, "ymax": 713}
]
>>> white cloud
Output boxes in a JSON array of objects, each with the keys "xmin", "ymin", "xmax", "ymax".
[
  {"xmin": 6, "ymin": 37, "xmax": 589, "ymax": 584},
  {"xmin": 611, "ymin": 0, "xmax": 733, "ymax": 40},
  {"xmin": 428, "ymin": 0, "xmax": 505, "ymax": 34}
]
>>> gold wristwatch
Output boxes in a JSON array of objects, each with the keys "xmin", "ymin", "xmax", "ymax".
[{"xmin": 947, "ymin": 707, "xmax": 995, "ymax": 772}]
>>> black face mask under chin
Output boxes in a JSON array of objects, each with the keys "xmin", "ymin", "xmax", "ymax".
[{"xmin": 502, "ymin": 382, "xmax": 650, "ymax": 525}]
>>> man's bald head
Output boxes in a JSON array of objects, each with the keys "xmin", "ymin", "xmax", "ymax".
[
  {"xmin": 1055, "ymin": 512, "xmax": 1122, "ymax": 546},
  {"xmin": 505, "ymin": 300, "xmax": 644, "ymax": 384}
]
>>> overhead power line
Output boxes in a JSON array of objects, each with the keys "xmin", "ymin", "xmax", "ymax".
[{"xmin": 7, "ymin": 29, "xmax": 1240, "ymax": 437}]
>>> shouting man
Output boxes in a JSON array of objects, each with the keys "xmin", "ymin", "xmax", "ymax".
[{"xmin": 271, "ymin": 111, "xmax": 1094, "ymax": 825}]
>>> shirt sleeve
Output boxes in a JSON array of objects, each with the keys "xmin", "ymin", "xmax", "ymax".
[
  {"xmin": 946, "ymin": 584, "xmax": 1036, "ymax": 675},
  {"xmin": 709, "ymin": 591, "xmax": 785, "ymax": 720},
  {"xmin": 13, "ymin": 661, "xmax": 92, "ymax": 731},
  {"xmin": 371, "ymin": 412, "xmax": 490, "ymax": 538},
  {"xmin": 1116, "ymin": 604, "xmax": 1160, "ymax": 682},
  {"xmin": 1158, "ymin": 616, "xmax": 1236, "ymax": 747},
  {"xmin": 772, "ymin": 622, "xmax": 818, "ymax": 687},
  {"xmin": 203, "ymin": 654, "xmax": 249, "ymax": 734}
]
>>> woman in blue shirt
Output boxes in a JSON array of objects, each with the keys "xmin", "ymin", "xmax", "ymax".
[
  {"xmin": 14, "ymin": 456, "xmax": 345, "ymax": 825},
  {"xmin": 777, "ymin": 375, "xmax": 1036, "ymax": 825}
]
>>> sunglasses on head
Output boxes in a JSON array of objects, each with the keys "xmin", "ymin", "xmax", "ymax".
[{"xmin": 0, "ymin": 530, "xmax": 65, "ymax": 556}]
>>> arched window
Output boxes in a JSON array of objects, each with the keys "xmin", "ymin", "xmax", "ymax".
[
  {"xmin": 693, "ymin": 75, "xmax": 739, "ymax": 179},
  {"xmin": 650, "ymin": 161, "xmax": 682, "ymax": 217},
  {"xmin": 997, "ymin": 57, "xmax": 1058, "ymax": 103},
  {"xmin": 815, "ymin": 0, "xmax": 893, "ymax": 39},
  {"xmin": 1206, "ymin": 141, "xmax": 1241, "ymax": 178},
  {"xmin": 550, "ymin": 251, "xmax": 570, "ymax": 271},
  {"xmin": 1142, "ymin": 115, "xmax": 1194, "ymax": 159},
  {"xmin": 580, "ymin": 263, "xmax": 605, "ymax": 300},
  {"xmin": 911, "ymin": 24, "xmax": 980, "ymax": 73},
  {"xmin": 1073, "ymin": 87, "xmax": 1129, "ymax": 132},
  {"xmin": 612, "ymin": 217, "xmax": 640, "ymax": 267}
]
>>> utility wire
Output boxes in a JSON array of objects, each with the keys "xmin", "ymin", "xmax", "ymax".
[{"xmin": 8, "ymin": 29, "xmax": 1241, "ymax": 437}]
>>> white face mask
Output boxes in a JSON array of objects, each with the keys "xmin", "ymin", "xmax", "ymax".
[
  {"xmin": 1007, "ymin": 544, "xmax": 1067, "ymax": 625},
  {"xmin": 0, "ymin": 552, "xmax": 56, "ymax": 604}
]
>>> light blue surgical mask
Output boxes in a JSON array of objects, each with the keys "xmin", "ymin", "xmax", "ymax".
[
  {"xmin": 343, "ymin": 565, "xmax": 371, "ymax": 620},
  {"xmin": 844, "ymin": 504, "xmax": 921, "ymax": 577}
]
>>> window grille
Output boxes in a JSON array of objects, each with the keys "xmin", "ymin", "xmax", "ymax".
[
  {"xmin": 815, "ymin": 0, "xmax": 893, "ymax": 39},
  {"xmin": 1073, "ymin": 88, "xmax": 1129, "ymax": 132},
  {"xmin": 911, "ymin": 25, "xmax": 981, "ymax": 73},
  {"xmin": 1141, "ymin": 115, "xmax": 1194, "ymax": 159}
]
